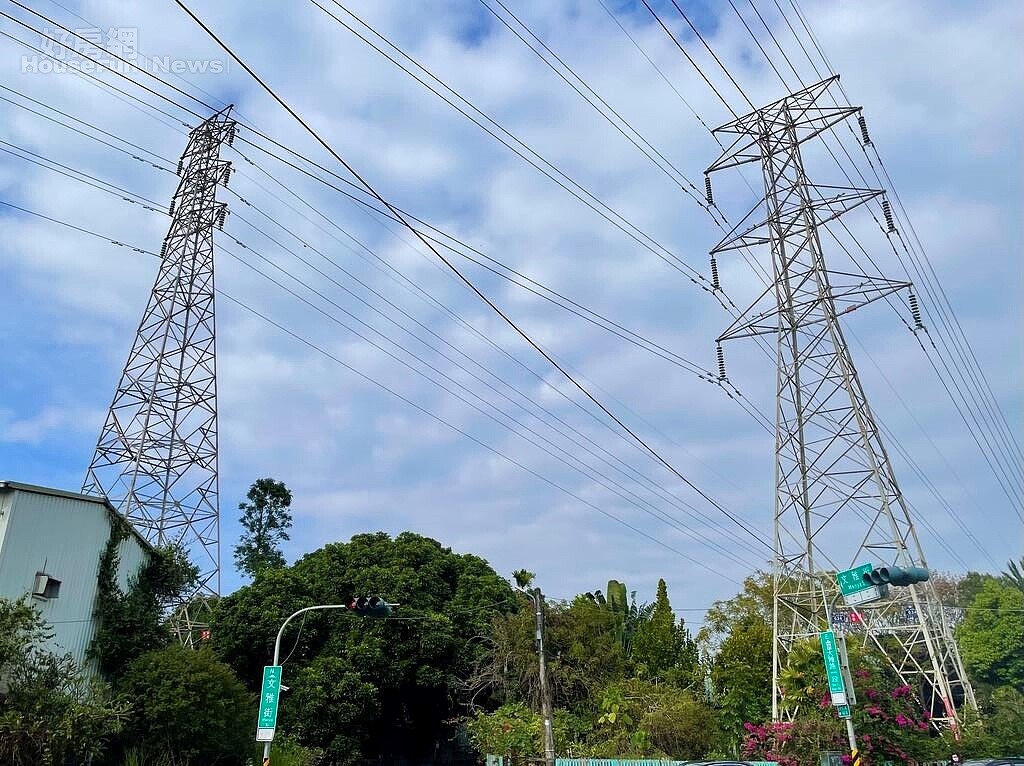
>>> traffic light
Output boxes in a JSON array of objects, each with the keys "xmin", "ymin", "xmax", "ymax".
[
  {"xmin": 347, "ymin": 596, "xmax": 394, "ymax": 617},
  {"xmin": 862, "ymin": 565, "xmax": 929, "ymax": 587}
]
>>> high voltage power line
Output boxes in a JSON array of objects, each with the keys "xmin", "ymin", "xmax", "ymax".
[
  {"xmin": 0, "ymin": 0, "xmax": 1013, "ymax": 572},
  {"xmin": 0, "ymin": 17, "xmax": 774, "ymax": 565},
  {"xmin": 0, "ymin": 196, "xmax": 753, "ymax": 581},
  {"xmin": 0, "ymin": 0, "xmax": 987, "ymax": 573},
  {"xmin": 0, "ymin": 109, "xmax": 974, "ymax": 573},
  {"xmin": 722, "ymin": 0, "xmax": 1024, "ymax": 512},
  {"xmin": 586, "ymin": 0, "xmax": 1023, "ymax": 517}
]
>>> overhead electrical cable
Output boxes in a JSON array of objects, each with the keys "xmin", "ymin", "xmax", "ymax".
[
  {"xmin": 173, "ymin": 0, "xmax": 775, "ymax": 551},
  {"xmin": 602, "ymin": 1, "xmax": 1022, "ymax": 542},
  {"xmin": 748, "ymin": 0, "xmax": 1024, "ymax": 505},
  {"xmin": 0, "ymin": 196, "xmax": 750, "ymax": 580},
  {"xmin": 0, "ymin": 117, "xmax": 769, "ymax": 558},
  {"xmin": 302, "ymin": 0, "xmax": 716, "ymax": 290}
]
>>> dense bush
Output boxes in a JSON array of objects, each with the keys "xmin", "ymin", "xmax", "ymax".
[{"xmin": 114, "ymin": 645, "xmax": 253, "ymax": 764}]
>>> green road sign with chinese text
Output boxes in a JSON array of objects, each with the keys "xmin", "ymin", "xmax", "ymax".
[
  {"xmin": 836, "ymin": 563, "xmax": 874, "ymax": 595},
  {"xmin": 837, "ymin": 703, "xmax": 851, "ymax": 719},
  {"xmin": 255, "ymin": 665, "xmax": 282, "ymax": 742},
  {"xmin": 819, "ymin": 630, "xmax": 848, "ymax": 705}
]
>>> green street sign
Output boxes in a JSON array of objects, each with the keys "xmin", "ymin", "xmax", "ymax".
[
  {"xmin": 837, "ymin": 563, "xmax": 885, "ymax": 607},
  {"xmin": 837, "ymin": 703, "xmax": 851, "ymax": 719},
  {"xmin": 836, "ymin": 563, "xmax": 874, "ymax": 596},
  {"xmin": 255, "ymin": 665, "xmax": 282, "ymax": 742},
  {"xmin": 819, "ymin": 630, "xmax": 848, "ymax": 705}
]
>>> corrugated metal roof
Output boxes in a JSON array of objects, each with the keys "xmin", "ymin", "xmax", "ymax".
[{"xmin": 0, "ymin": 480, "xmax": 154, "ymax": 553}]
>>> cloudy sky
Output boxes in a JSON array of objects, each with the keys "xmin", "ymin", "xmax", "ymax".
[{"xmin": 1, "ymin": 0, "xmax": 1021, "ymax": 618}]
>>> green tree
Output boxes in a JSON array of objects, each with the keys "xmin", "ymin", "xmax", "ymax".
[
  {"xmin": 950, "ymin": 686, "xmax": 1024, "ymax": 757},
  {"xmin": 0, "ymin": 598, "xmax": 127, "ymax": 766},
  {"xmin": 701, "ymin": 571, "xmax": 773, "ymax": 650},
  {"xmin": 234, "ymin": 477, "xmax": 294, "ymax": 578},
  {"xmin": 587, "ymin": 679, "xmax": 717, "ymax": 759},
  {"xmin": 711, "ymin": 616, "xmax": 772, "ymax": 749},
  {"xmin": 115, "ymin": 645, "xmax": 252, "ymax": 764},
  {"xmin": 632, "ymin": 578, "xmax": 699, "ymax": 687},
  {"xmin": 956, "ymin": 578, "xmax": 1024, "ymax": 694},
  {"xmin": 512, "ymin": 568, "xmax": 536, "ymax": 588},
  {"xmin": 212, "ymin": 531, "xmax": 514, "ymax": 763}
]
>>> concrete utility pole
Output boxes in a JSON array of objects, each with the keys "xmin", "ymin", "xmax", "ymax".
[
  {"xmin": 535, "ymin": 588, "xmax": 555, "ymax": 766},
  {"xmin": 518, "ymin": 585, "xmax": 555, "ymax": 766}
]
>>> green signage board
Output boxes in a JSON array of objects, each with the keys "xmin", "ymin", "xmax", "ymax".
[
  {"xmin": 819, "ymin": 630, "xmax": 847, "ymax": 705},
  {"xmin": 837, "ymin": 703, "xmax": 851, "ymax": 719},
  {"xmin": 255, "ymin": 665, "xmax": 282, "ymax": 742},
  {"xmin": 836, "ymin": 563, "xmax": 874, "ymax": 596}
]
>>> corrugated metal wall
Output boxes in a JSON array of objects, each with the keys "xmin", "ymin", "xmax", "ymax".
[{"xmin": 0, "ymin": 485, "xmax": 150, "ymax": 669}]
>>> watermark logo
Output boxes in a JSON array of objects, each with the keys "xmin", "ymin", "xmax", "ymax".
[{"xmin": 21, "ymin": 26, "xmax": 227, "ymax": 75}]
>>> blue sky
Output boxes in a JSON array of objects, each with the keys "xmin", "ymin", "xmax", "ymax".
[{"xmin": 1, "ymin": 0, "xmax": 1021, "ymax": 619}]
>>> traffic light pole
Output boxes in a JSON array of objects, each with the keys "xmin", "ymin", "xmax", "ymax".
[
  {"xmin": 262, "ymin": 601, "xmax": 398, "ymax": 765},
  {"xmin": 263, "ymin": 604, "xmax": 351, "ymax": 765}
]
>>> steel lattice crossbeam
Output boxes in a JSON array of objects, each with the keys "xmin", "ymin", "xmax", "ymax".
[
  {"xmin": 83, "ymin": 108, "xmax": 235, "ymax": 643},
  {"xmin": 705, "ymin": 77, "xmax": 974, "ymax": 729}
]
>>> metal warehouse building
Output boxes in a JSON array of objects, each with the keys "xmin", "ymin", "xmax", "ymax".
[{"xmin": 0, "ymin": 480, "xmax": 152, "ymax": 671}]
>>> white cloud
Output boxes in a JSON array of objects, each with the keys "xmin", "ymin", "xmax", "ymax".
[{"xmin": 0, "ymin": 0, "xmax": 1019, "ymax": 606}]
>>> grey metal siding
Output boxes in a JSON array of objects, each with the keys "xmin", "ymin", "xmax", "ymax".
[{"xmin": 0, "ymin": 485, "xmax": 150, "ymax": 669}]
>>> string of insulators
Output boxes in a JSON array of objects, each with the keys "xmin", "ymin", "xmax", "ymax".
[
  {"xmin": 908, "ymin": 289, "xmax": 924, "ymax": 330},
  {"xmin": 176, "ymin": 159, "xmax": 183, "ymax": 176},
  {"xmin": 882, "ymin": 199, "xmax": 896, "ymax": 232},
  {"xmin": 221, "ymin": 164, "xmax": 232, "ymax": 187},
  {"xmin": 226, "ymin": 123, "xmax": 236, "ymax": 146},
  {"xmin": 159, "ymin": 241, "xmax": 168, "ymax": 258},
  {"xmin": 704, "ymin": 175, "xmax": 714, "ymax": 206},
  {"xmin": 858, "ymin": 113, "xmax": 872, "ymax": 146},
  {"xmin": 710, "ymin": 255, "xmax": 721, "ymax": 291},
  {"xmin": 168, "ymin": 199, "xmax": 176, "ymax": 216},
  {"xmin": 216, "ymin": 208, "xmax": 228, "ymax": 230},
  {"xmin": 716, "ymin": 344, "xmax": 727, "ymax": 381}
]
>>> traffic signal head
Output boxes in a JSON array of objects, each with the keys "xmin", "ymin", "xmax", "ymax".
[
  {"xmin": 366, "ymin": 596, "xmax": 393, "ymax": 617},
  {"xmin": 862, "ymin": 565, "xmax": 929, "ymax": 587},
  {"xmin": 348, "ymin": 595, "xmax": 393, "ymax": 617},
  {"xmin": 348, "ymin": 596, "xmax": 370, "ymax": 613}
]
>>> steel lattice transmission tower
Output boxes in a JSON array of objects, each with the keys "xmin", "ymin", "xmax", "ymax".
[
  {"xmin": 84, "ymin": 107, "xmax": 235, "ymax": 644},
  {"xmin": 704, "ymin": 77, "xmax": 974, "ymax": 728}
]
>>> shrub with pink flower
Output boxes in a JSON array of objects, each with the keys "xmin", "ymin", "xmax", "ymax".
[{"xmin": 744, "ymin": 637, "xmax": 942, "ymax": 764}]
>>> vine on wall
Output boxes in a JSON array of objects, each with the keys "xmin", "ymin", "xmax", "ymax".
[{"xmin": 89, "ymin": 516, "xmax": 198, "ymax": 680}]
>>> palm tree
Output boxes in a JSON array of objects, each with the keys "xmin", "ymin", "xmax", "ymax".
[{"xmin": 1003, "ymin": 557, "xmax": 1024, "ymax": 592}]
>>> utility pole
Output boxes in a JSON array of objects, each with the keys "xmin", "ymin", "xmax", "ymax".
[
  {"xmin": 83, "ymin": 106, "xmax": 236, "ymax": 645},
  {"xmin": 704, "ymin": 76, "xmax": 974, "ymax": 730},
  {"xmin": 535, "ymin": 588, "xmax": 555, "ymax": 766},
  {"xmin": 518, "ymin": 585, "xmax": 555, "ymax": 766}
]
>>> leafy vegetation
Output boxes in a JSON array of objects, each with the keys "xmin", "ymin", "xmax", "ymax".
[
  {"xmin": 89, "ymin": 516, "xmax": 198, "ymax": 679},
  {"xmin": 8, "ymin": 492, "xmax": 1022, "ymax": 765},
  {"xmin": 234, "ymin": 477, "xmax": 294, "ymax": 579},
  {"xmin": 210, "ymin": 531, "xmax": 515, "ymax": 763},
  {"xmin": 955, "ymin": 577, "xmax": 1024, "ymax": 695},
  {"xmin": 0, "ymin": 598, "xmax": 127, "ymax": 765},
  {"xmin": 115, "ymin": 645, "xmax": 252, "ymax": 764}
]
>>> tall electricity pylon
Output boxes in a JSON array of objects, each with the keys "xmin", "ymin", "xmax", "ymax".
[
  {"xmin": 704, "ymin": 77, "xmax": 974, "ymax": 728},
  {"xmin": 84, "ymin": 107, "xmax": 235, "ymax": 645}
]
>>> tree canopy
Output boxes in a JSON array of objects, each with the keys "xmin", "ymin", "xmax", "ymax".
[
  {"xmin": 234, "ymin": 477, "xmax": 294, "ymax": 578},
  {"xmin": 211, "ymin": 531, "xmax": 515, "ymax": 763}
]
